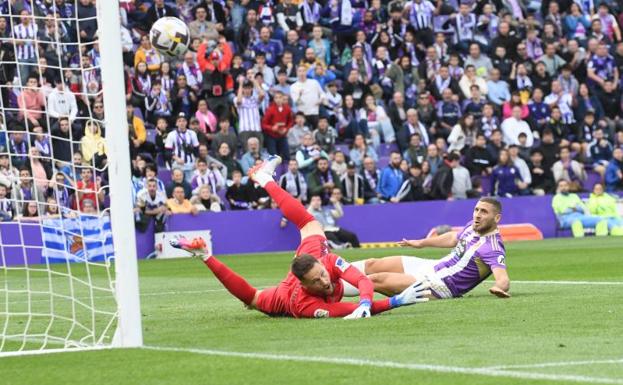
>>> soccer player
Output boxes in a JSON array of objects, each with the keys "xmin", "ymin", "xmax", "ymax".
[
  {"xmin": 343, "ymin": 197, "xmax": 511, "ymax": 299},
  {"xmin": 173, "ymin": 155, "xmax": 430, "ymax": 319}
]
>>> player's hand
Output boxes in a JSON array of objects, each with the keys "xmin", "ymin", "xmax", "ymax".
[
  {"xmin": 392, "ymin": 281, "xmax": 431, "ymax": 306},
  {"xmin": 489, "ymin": 286, "xmax": 511, "ymax": 298},
  {"xmin": 399, "ymin": 238, "xmax": 423, "ymax": 248},
  {"xmin": 343, "ymin": 301, "xmax": 371, "ymax": 320}
]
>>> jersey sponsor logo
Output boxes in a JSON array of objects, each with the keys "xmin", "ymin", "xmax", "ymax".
[
  {"xmin": 497, "ymin": 255, "xmax": 506, "ymax": 266},
  {"xmin": 313, "ymin": 309, "xmax": 329, "ymax": 318},
  {"xmin": 335, "ymin": 257, "xmax": 350, "ymax": 272}
]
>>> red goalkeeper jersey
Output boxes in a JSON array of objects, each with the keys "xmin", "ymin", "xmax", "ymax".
[{"xmin": 255, "ymin": 235, "xmax": 376, "ymax": 318}]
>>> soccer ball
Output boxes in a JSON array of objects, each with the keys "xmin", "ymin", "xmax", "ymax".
[{"xmin": 149, "ymin": 17, "xmax": 190, "ymax": 57}]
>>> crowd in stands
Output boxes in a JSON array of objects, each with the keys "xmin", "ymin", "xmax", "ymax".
[{"xmin": 1, "ymin": 0, "xmax": 623, "ymax": 233}]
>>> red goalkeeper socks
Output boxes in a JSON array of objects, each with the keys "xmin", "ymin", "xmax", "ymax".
[
  {"xmin": 204, "ymin": 257, "xmax": 257, "ymax": 306},
  {"xmin": 264, "ymin": 181, "xmax": 314, "ymax": 230}
]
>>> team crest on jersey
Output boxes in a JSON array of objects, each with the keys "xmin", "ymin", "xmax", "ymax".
[
  {"xmin": 497, "ymin": 255, "xmax": 506, "ymax": 266},
  {"xmin": 454, "ymin": 239, "xmax": 467, "ymax": 258},
  {"xmin": 314, "ymin": 309, "xmax": 329, "ymax": 318},
  {"xmin": 335, "ymin": 257, "xmax": 350, "ymax": 272}
]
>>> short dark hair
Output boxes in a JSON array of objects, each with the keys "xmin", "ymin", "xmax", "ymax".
[
  {"xmin": 291, "ymin": 254, "xmax": 319, "ymax": 280},
  {"xmin": 478, "ymin": 197, "xmax": 502, "ymax": 213}
]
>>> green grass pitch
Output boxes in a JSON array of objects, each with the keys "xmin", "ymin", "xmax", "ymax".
[{"xmin": 1, "ymin": 237, "xmax": 622, "ymax": 385}]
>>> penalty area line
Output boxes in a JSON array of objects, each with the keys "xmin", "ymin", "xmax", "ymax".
[
  {"xmin": 483, "ymin": 358, "xmax": 623, "ymax": 370},
  {"xmin": 142, "ymin": 345, "xmax": 623, "ymax": 385}
]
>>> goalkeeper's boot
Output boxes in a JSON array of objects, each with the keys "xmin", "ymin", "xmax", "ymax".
[
  {"xmin": 248, "ymin": 155, "xmax": 282, "ymax": 187},
  {"xmin": 170, "ymin": 236, "xmax": 208, "ymax": 259}
]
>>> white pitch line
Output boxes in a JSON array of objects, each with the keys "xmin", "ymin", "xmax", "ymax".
[
  {"xmin": 484, "ymin": 358, "xmax": 623, "ymax": 370},
  {"xmin": 143, "ymin": 345, "xmax": 623, "ymax": 385}
]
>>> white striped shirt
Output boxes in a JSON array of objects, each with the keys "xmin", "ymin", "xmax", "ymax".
[
  {"xmin": 236, "ymin": 96, "xmax": 262, "ymax": 132},
  {"xmin": 13, "ymin": 22, "xmax": 38, "ymax": 61},
  {"xmin": 408, "ymin": 0, "xmax": 435, "ymax": 30}
]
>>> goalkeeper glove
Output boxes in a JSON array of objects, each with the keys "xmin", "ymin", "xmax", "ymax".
[
  {"xmin": 389, "ymin": 281, "xmax": 431, "ymax": 308},
  {"xmin": 343, "ymin": 300, "xmax": 372, "ymax": 320}
]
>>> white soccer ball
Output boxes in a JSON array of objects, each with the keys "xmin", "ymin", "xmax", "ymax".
[{"xmin": 149, "ymin": 17, "xmax": 190, "ymax": 57}]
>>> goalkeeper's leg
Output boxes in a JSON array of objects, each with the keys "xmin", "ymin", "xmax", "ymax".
[
  {"xmin": 248, "ymin": 155, "xmax": 323, "ymax": 240},
  {"xmin": 203, "ymin": 256, "xmax": 260, "ymax": 308}
]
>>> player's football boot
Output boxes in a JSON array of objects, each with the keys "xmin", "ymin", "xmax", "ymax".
[
  {"xmin": 170, "ymin": 236, "xmax": 207, "ymax": 258},
  {"xmin": 247, "ymin": 155, "xmax": 282, "ymax": 186}
]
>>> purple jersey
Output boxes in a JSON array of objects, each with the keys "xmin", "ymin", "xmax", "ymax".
[{"xmin": 433, "ymin": 221, "xmax": 506, "ymax": 297}]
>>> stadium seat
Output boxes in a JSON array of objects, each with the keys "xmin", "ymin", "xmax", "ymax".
[{"xmin": 158, "ymin": 169, "xmax": 172, "ymax": 185}]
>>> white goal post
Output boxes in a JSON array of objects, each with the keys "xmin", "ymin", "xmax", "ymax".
[
  {"xmin": 0, "ymin": 0, "xmax": 142, "ymax": 355},
  {"xmin": 97, "ymin": 0, "xmax": 143, "ymax": 349}
]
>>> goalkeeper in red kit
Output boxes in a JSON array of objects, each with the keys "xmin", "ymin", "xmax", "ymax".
[{"xmin": 172, "ymin": 155, "xmax": 430, "ymax": 319}]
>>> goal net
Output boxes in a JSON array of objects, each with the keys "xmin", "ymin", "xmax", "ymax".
[{"xmin": 0, "ymin": 0, "xmax": 141, "ymax": 355}]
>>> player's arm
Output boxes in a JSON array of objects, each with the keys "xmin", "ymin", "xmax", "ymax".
[
  {"xmin": 399, "ymin": 231, "xmax": 458, "ymax": 249},
  {"xmin": 489, "ymin": 267, "xmax": 511, "ymax": 298}
]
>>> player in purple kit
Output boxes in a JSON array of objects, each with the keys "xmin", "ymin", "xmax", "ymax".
[{"xmin": 343, "ymin": 197, "xmax": 511, "ymax": 299}]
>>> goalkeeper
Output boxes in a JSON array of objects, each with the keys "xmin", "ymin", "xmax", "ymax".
[{"xmin": 173, "ymin": 156, "xmax": 429, "ymax": 319}]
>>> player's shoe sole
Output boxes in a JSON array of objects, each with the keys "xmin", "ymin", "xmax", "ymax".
[
  {"xmin": 595, "ymin": 220, "xmax": 608, "ymax": 237},
  {"xmin": 247, "ymin": 155, "xmax": 282, "ymax": 182}
]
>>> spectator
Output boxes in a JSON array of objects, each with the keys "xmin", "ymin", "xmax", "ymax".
[
  {"xmin": 398, "ymin": 108, "xmax": 429, "ymax": 153},
  {"xmin": 134, "ymin": 34, "xmax": 164, "ymax": 74},
  {"xmin": 447, "ymin": 113, "xmax": 477, "ymax": 154},
  {"xmin": 18, "ymin": 200, "xmax": 40, "ymax": 220},
  {"xmin": 279, "ymin": 159, "xmax": 308, "ymax": 203},
  {"xmin": 340, "ymin": 161, "xmax": 365, "ymax": 205},
  {"xmin": 290, "ymin": 65, "xmax": 325, "ymax": 128},
  {"xmin": 211, "ymin": 118, "xmax": 238, "ymax": 155},
  {"xmin": 191, "ymin": 184, "xmax": 223, "ymax": 212},
  {"xmin": 429, "ymin": 152, "xmax": 459, "ymax": 200},
  {"xmin": 235, "ymin": 78, "xmax": 265, "ymax": 149},
  {"xmin": 135, "ymin": 178, "xmax": 167, "ymax": 232},
  {"xmin": 552, "ymin": 146, "xmax": 587, "ymax": 192},
  {"xmin": 47, "ymin": 79, "xmax": 78, "ymax": 128},
  {"xmin": 188, "ymin": 6, "xmax": 219, "ymax": 42},
  {"xmin": 287, "ymin": 112, "xmax": 311, "ymax": 156},
  {"xmin": 262, "ymin": 91, "xmax": 294, "ymax": 159},
  {"xmin": 486, "ymin": 68, "xmax": 511, "ymax": 107},
  {"xmin": 166, "ymin": 168, "xmax": 192, "ymax": 199},
  {"xmin": 307, "ymin": 192, "xmax": 360, "ymax": 249},
  {"xmin": 17, "ymin": 75, "xmax": 46, "ymax": 130},
  {"xmin": 378, "ymin": 151, "xmax": 404, "ymax": 201},
  {"xmin": 350, "ymin": 134, "xmax": 378, "ymax": 169},
  {"xmin": 425, "ymin": 143, "xmax": 443, "ymax": 175},
  {"xmin": 491, "ymin": 149, "xmax": 523, "ymax": 198},
  {"xmin": 166, "ymin": 185, "xmax": 198, "ymax": 215},
  {"xmin": 361, "ymin": 156, "xmax": 382, "ymax": 203},
  {"xmin": 226, "ymin": 169, "xmax": 256, "ymax": 210},
  {"xmin": 508, "ymin": 145, "xmax": 531, "ymax": 195},
  {"xmin": 0, "ymin": 183, "xmax": 15, "ymax": 221},
  {"xmin": 501, "ymin": 105, "xmax": 534, "ymax": 147},
  {"xmin": 605, "ymin": 148, "xmax": 623, "ymax": 192},
  {"xmin": 146, "ymin": 0, "xmax": 178, "ymax": 27},
  {"xmin": 164, "ymin": 113, "xmax": 200, "ymax": 181},
  {"xmin": 295, "ymin": 133, "xmax": 328, "ymax": 175},
  {"xmin": 396, "ymin": 164, "xmax": 427, "ymax": 202},
  {"xmin": 214, "ymin": 142, "xmax": 242, "ymax": 181},
  {"xmin": 552, "ymin": 180, "xmax": 607, "ymax": 238},
  {"xmin": 191, "ymin": 158, "xmax": 225, "ymax": 195},
  {"xmin": 587, "ymin": 183, "xmax": 623, "ymax": 236},
  {"xmin": 80, "ymin": 120, "xmax": 106, "ymax": 168},
  {"xmin": 450, "ymin": 161, "xmax": 472, "ymax": 202},
  {"xmin": 307, "ymin": 157, "xmax": 340, "ymax": 205},
  {"xmin": 465, "ymin": 134, "xmax": 494, "ymax": 176},
  {"xmin": 240, "ymin": 137, "xmax": 269, "ymax": 174},
  {"xmin": 74, "ymin": 167, "xmax": 103, "ymax": 213},
  {"xmin": 312, "ymin": 116, "xmax": 337, "ymax": 154},
  {"xmin": 529, "ymin": 149, "xmax": 555, "ymax": 195},
  {"xmin": 403, "ymin": 133, "xmax": 427, "ymax": 167},
  {"xmin": 459, "ymin": 65, "xmax": 488, "ymax": 99}
]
